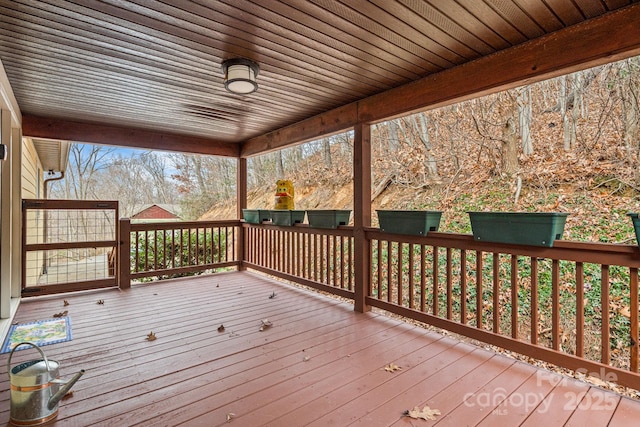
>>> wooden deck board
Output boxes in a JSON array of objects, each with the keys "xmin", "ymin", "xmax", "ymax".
[{"xmin": 0, "ymin": 271, "xmax": 638, "ymax": 426}]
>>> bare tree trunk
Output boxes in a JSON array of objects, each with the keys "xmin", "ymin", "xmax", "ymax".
[
  {"xmin": 322, "ymin": 137, "xmax": 332, "ymax": 167},
  {"xmin": 502, "ymin": 116, "xmax": 519, "ymax": 175},
  {"xmin": 387, "ymin": 119, "xmax": 401, "ymax": 151},
  {"xmin": 517, "ymin": 86, "xmax": 534, "ymax": 156},
  {"xmin": 619, "ymin": 58, "xmax": 640, "ymax": 158},
  {"xmin": 191, "ymin": 155, "xmax": 209, "ymax": 195},
  {"xmin": 275, "ymin": 151, "xmax": 285, "ymax": 178},
  {"xmin": 560, "ymin": 75, "xmax": 575, "ymax": 150},
  {"xmin": 411, "ymin": 113, "xmax": 439, "ymax": 178}
]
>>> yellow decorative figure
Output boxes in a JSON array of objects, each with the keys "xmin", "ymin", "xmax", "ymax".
[{"xmin": 274, "ymin": 179, "xmax": 294, "ymax": 210}]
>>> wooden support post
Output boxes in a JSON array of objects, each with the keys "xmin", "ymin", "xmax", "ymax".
[
  {"xmin": 10, "ymin": 127, "xmax": 21, "ymax": 298},
  {"xmin": 119, "ymin": 218, "xmax": 131, "ymax": 289},
  {"xmin": 237, "ymin": 157, "xmax": 247, "ymax": 271},
  {"xmin": 1, "ymin": 109, "xmax": 12, "ymax": 318},
  {"xmin": 353, "ymin": 122, "xmax": 371, "ymax": 313}
]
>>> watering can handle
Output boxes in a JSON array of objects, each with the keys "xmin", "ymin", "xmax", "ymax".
[{"xmin": 7, "ymin": 342, "xmax": 52, "ymax": 380}]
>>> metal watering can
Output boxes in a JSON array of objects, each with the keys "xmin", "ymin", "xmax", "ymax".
[{"xmin": 7, "ymin": 342, "xmax": 84, "ymax": 425}]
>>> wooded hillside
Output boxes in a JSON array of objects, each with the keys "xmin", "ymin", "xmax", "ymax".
[{"xmin": 201, "ymin": 57, "xmax": 640, "ymax": 244}]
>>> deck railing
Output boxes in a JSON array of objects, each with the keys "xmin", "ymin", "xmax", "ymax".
[
  {"xmin": 118, "ymin": 219, "xmax": 241, "ymax": 285},
  {"xmin": 242, "ymin": 223, "xmax": 355, "ymax": 300},
  {"xmin": 367, "ymin": 230, "xmax": 640, "ymax": 391},
  {"xmin": 117, "ymin": 219, "xmax": 640, "ymax": 390}
]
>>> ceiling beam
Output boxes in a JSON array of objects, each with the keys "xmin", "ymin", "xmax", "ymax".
[
  {"xmin": 241, "ymin": 103, "xmax": 358, "ymax": 157},
  {"xmin": 22, "ymin": 115, "xmax": 240, "ymax": 157},
  {"xmin": 242, "ymin": 3, "xmax": 640, "ymax": 157}
]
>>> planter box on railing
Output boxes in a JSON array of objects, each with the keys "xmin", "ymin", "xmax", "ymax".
[
  {"xmin": 377, "ymin": 210, "xmax": 442, "ymax": 236},
  {"xmin": 242, "ymin": 209, "xmax": 271, "ymax": 224},
  {"xmin": 270, "ymin": 210, "xmax": 306, "ymax": 226},
  {"xmin": 468, "ymin": 211, "xmax": 568, "ymax": 247},
  {"xmin": 628, "ymin": 213, "xmax": 640, "ymax": 245},
  {"xmin": 306, "ymin": 210, "xmax": 351, "ymax": 229}
]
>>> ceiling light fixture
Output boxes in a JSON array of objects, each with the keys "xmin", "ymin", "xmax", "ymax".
[{"xmin": 221, "ymin": 58, "xmax": 259, "ymax": 94}]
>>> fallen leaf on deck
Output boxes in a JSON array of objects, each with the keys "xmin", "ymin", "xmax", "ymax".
[
  {"xmin": 269, "ymin": 292, "xmax": 277, "ymax": 299},
  {"xmin": 63, "ymin": 300, "xmax": 70, "ymax": 306},
  {"xmin": 259, "ymin": 319, "xmax": 273, "ymax": 331},
  {"xmin": 403, "ymin": 405, "xmax": 441, "ymax": 421},
  {"xmin": 226, "ymin": 412, "xmax": 235, "ymax": 422},
  {"xmin": 53, "ymin": 311, "xmax": 68, "ymax": 318},
  {"xmin": 218, "ymin": 324, "xmax": 225, "ymax": 332},
  {"xmin": 146, "ymin": 331, "xmax": 157, "ymax": 341},
  {"xmin": 303, "ymin": 355, "xmax": 311, "ymax": 362},
  {"xmin": 97, "ymin": 300, "xmax": 104, "ymax": 305},
  {"xmin": 384, "ymin": 363, "xmax": 402, "ymax": 372}
]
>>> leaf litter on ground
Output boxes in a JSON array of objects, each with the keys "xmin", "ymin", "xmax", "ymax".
[
  {"xmin": 403, "ymin": 405, "xmax": 441, "ymax": 421},
  {"xmin": 384, "ymin": 363, "xmax": 402, "ymax": 372},
  {"xmin": 259, "ymin": 319, "xmax": 273, "ymax": 331}
]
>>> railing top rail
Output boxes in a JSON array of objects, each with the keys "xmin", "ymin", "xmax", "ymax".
[
  {"xmin": 366, "ymin": 229, "xmax": 640, "ymax": 267},
  {"xmin": 128, "ymin": 219, "xmax": 242, "ymax": 231},
  {"xmin": 242, "ymin": 222, "xmax": 354, "ymax": 237}
]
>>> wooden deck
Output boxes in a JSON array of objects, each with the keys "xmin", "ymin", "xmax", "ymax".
[{"xmin": 1, "ymin": 271, "xmax": 639, "ymax": 426}]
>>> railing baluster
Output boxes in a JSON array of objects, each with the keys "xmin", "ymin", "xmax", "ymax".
[
  {"xmin": 218, "ymin": 226, "xmax": 223, "ymax": 263},
  {"xmin": 187, "ymin": 228, "xmax": 192, "ymax": 266},
  {"xmin": 319, "ymin": 234, "xmax": 325, "ymax": 284},
  {"xmin": 511, "ymin": 254, "xmax": 518, "ymax": 339},
  {"xmin": 446, "ymin": 247, "xmax": 452, "ymax": 319},
  {"xmin": 145, "ymin": 230, "xmax": 149, "ymax": 272},
  {"xmin": 576, "ymin": 262, "xmax": 584, "ymax": 357},
  {"xmin": 476, "ymin": 250, "xmax": 483, "ymax": 328},
  {"xmin": 420, "ymin": 245, "xmax": 426, "ymax": 312},
  {"xmin": 461, "ymin": 249, "xmax": 467, "ymax": 324},
  {"xmin": 302, "ymin": 233, "xmax": 308, "ymax": 279},
  {"xmin": 153, "ymin": 230, "xmax": 158, "ymax": 270},
  {"xmin": 433, "ymin": 246, "xmax": 439, "ymax": 316},
  {"xmin": 348, "ymin": 236, "xmax": 353, "ymax": 291},
  {"xmin": 387, "ymin": 241, "xmax": 393, "ymax": 303},
  {"xmin": 333, "ymin": 236, "xmax": 340, "ymax": 287},
  {"xmin": 377, "ymin": 240, "xmax": 382, "ymax": 299},
  {"xmin": 171, "ymin": 230, "xmax": 176, "ymax": 269},
  {"xmin": 397, "ymin": 242, "xmax": 403, "ymax": 306},
  {"xmin": 408, "ymin": 243, "xmax": 415, "ymax": 309},
  {"xmin": 631, "ymin": 267, "xmax": 639, "ymax": 373},
  {"xmin": 161, "ymin": 230, "xmax": 166, "ymax": 269},
  {"xmin": 313, "ymin": 234, "xmax": 319, "ymax": 282},
  {"xmin": 552, "ymin": 259, "xmax": 560, "ymax": 351},
  {"xmin": 531, "ymin": 257, "xmax": 539, "ymax": 345},
  {"xmin": 195, "ymin": 227, "xmax": 200, "ymax": 265},
  {"xmin": 340, "ymin": 236, "xmax": 345, "ymax": 289},
  {"xmin": 601, "ymin": 264, "xmax": 610, "ymax": 364},
  {"xmin": 493, "ymin": 253, "xmax": 499, "ymax": 333}
]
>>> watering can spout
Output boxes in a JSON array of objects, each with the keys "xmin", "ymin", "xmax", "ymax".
[{"xmin": 47, "ymin": 370, "xmax": 84, "ymax": 410}]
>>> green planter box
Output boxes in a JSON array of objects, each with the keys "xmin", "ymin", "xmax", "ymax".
[
  {"xmin": 628, "ymin": 213, "xmax": 640, "ymax": 245},
  {"xmin": 377, "ymin": 210, "xmax": 442, "ymax": 236},
  {"xmin": 468, "ymin": 211, "xmax": 568, "ymax": 247},
  {"xmin": 306, "ymin": 210, "xmax": 351, "ymax": 229},
  {"xmin": 270, "ymin": 210, "xmax": 305, "ymax": 226},
  {"xmin": 242, "ymin": 209, "xmax": 271, "ymax": 224}
]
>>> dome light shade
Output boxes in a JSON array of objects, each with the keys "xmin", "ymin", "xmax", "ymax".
[{"xmin": 221, "ymin": 58, "xmax": 259, "ymax": 94}]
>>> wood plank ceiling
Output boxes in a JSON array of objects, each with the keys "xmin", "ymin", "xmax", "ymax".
[{"xmin": 0, "ymin": 0, "xmax": 638, "ymax": 157}]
